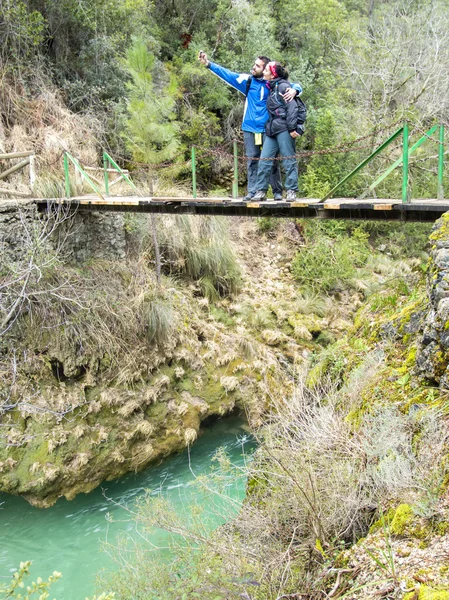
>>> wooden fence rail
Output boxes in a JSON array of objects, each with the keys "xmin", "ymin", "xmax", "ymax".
[{"xmin": 0, "ymin": 151, "xmax": 35, "ymax": 196}]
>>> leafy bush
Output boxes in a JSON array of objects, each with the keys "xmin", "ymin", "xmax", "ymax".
[
  {"xmin": 256, "ymin": 216, "xmax": 279, "ymax": 234},
  {"xmin": 0, "ymin": 561, "xmax": 114, "ymax": 600},
  {"xmin": 291, "ymin": 220, "xmax": 429, "ymax": 295},
  {"xmin": 291, "ymin": 229, "xmax": 370, "ymax": 292}
]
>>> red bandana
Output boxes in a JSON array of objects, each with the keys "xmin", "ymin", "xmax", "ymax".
[{"xmin": 269, "ymin": 63, "xmax": 277, "ymax": 78}]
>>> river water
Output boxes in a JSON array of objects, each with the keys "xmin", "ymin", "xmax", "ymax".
[{"xmin": 0, "ymin": 416, "xmax": 255, "ymax": 599}]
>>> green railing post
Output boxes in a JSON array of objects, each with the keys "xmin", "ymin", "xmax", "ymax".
[
  {"xmin": 402, "ymin": 120, "xmax": 409, "ymax": 203},
  {"xmin": 104, "ymin": 154, "xmax": 109, "ymax": 195},
  {"xmin": 359, "ymin": 124, "xmax": 439, "ymax": 199},
  {"xmin": 191, "ymin": 146, "xmax": 197, "ymax": 199},
  {"xmin": 64, "ymin": 153, "xmax": 71, "ymax": 198},
  {"xmin": 233, "ymin": 140, "xmax": 238, "ymax": 199},
  {"xmin": 438, "ymin": 123, "xmax": 445, "ymax": 201}
]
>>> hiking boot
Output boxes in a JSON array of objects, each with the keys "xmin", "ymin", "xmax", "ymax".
[
  {"xmin": 274, "ymin": 193, "xmax": 283, "ymax": 201},
  {"xmin": 252, "ymin": 190, "xmax": 267, "ymax": 201},
  {"xmin": 286, "ymin": 190, "xmax": 297, "ymax": 202}
]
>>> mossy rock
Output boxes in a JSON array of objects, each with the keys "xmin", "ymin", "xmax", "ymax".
[
  {"xmin": 430, "ymin": 213, "xmax": 449, "ymax": 243},
  {"xmin": 390, "ymin": 503, "xmax": 414, "ymax": 536},
  {"xmin": 389, "ymin": 503, "xmax": 432, "ymax": 539},
  {"xmin": 404, "ymin": 585, "xmax": 449, "ymax": 600}
]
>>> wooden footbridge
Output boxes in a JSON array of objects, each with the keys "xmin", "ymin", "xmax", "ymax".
[
  {"xmin": 37, "ymin": 194, "xmax": 449, "ymax": 222},
  {"xmin": 7, "ymin": 121, "xmax": 449, "ymax": 222}
]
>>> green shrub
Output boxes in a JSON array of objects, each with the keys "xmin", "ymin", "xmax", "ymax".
[
  {"xmin": 0, "ymin": 561, "xmax": 113, "ymax": 599},
  {"xmin": 257, "ymin": 217, "xmax": 279, "ymax": 234},
  {"xmin": 291, "ymin": 231, "xmax": 369, "ymax": 292},
  {"xmin": 299, "ymin": 220, "xmax": 431, "ymax": 260}
]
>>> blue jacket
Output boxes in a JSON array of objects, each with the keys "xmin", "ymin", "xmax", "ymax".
[{"xmin": 207, "ymin": 62, "xmax": 302, "ymax": 134}]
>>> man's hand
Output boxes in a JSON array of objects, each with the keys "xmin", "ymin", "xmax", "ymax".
[
  {"xmin": 281, "ymin": 87, "xmax": 298, "ymax": 102},
  {"xmin": 290, "ymin": 131, "xmax": 300, "ymax": 138},
  {"xmin": 198, "ymin": 51, "xmax": 210, "ymax": 67}
]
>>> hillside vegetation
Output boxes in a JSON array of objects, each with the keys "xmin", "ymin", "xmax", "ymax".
[
  {"xmin": 95, "ymin": 218, "xmax": 449, "ymax": 600},
  {"xmin": 1, "ymin": 0, "xmax": 449, "ymax": 598},
  {"xmin": 1, "ymin": 0, "xmax": 448, "ymax": 197}
]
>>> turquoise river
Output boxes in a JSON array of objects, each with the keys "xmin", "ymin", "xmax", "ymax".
[{"xmin": 0, "ymin": 416, "xmax": 255, "ymax": 599}]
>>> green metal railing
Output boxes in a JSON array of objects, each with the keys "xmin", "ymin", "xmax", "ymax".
[
  {"xmin": 103, "ymin": 152, "xmax": 138, "ymax": 193},
  {"xmin": 438, "ymin": 123, "xmax": 445, "ymax": 200},
  {"xmin": 64, "ymin": 123, "xmax": 445, "ymax": 203},
  {"xmin": 64, "ymin": 151, "xmax": 138, "ymax": 199},
  {"xmin": 322, "ymin": 121, "xmax": 445, "ymax": 203},
  {"xmin": 64, "ymin": 152, "xmax": 105, "ymax": 199}
]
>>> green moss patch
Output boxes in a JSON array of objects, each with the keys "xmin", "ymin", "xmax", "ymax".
[{"xmin": 404, "ymin": 585, "xmax": 449, "ymax": 600}]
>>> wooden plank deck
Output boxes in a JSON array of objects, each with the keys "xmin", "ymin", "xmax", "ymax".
[{"xmin": 33, "ymin": 195, "xmax": 449, "ymax": 221}]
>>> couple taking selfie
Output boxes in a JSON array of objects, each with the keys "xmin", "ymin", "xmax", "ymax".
[{"xmin": 198, "ymin": 52, "xmax": 305, "ymax": 202}]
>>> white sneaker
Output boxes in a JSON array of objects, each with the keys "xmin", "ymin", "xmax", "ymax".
[
  {"xmin": 286, "ymin": 190, "xmax": 297, "ymax": 202},
  {"xmin": 252, "ymin": 190, "xmax": 267, "ymax": 201}
]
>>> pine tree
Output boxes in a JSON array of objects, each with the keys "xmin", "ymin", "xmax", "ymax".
[{"xmin": 122, "ymin": 39, "xmax": 180, "ymax": 165}]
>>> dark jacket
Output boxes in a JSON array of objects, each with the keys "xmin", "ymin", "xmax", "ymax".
[{"xmin": 265, "ymin": 78, "xmax": 299, "ymax": 137}]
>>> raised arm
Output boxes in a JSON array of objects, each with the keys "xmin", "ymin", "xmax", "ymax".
[{"xmin": 198, "ymin": 51, "xmax": 250, "ymax": 95}]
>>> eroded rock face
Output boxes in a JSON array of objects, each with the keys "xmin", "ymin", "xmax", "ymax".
[
  {"xmin": 416, "ymin": 214, "xmax": 449, "ymax": 387},
  {"xmin": 0, "ymin": 323, "xmax": 290, "ymax": 507},
  {"xmin": 0, "ymin": 215, "xmax": 336, "ymax": 507},
  {"xmin": 0, "ymin": 200, "xmax": 37, "ymax": 263},
  {"xmin": 0, "ymin": 202, "xmax": 127, "ymax": 264},
  {"xmin": 60, "ymin": 212, "xmax": 127, "ymax": 262},
  {"xmin": 0, "ymin": 274, "xmax": 293, "ymax": 507}
]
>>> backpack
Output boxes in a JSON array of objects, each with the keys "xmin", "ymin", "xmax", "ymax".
[
  {"xmin": 294, "ymin": 96, "xmax": 307, "ymax": 134},
  {"xmin": 275, "ymin": 82, "xmax": 307, "ymax": 134}
]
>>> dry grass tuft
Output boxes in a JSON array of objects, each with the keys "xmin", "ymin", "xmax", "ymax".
[
  {"xmin": 100, "ymin": 390, "xmax": 126, "ymax": 408},
  {"xmin": 184, "ymin": 428, "xmax": 198, "ymax": 445},
  {"xmin": 220, "ymin": 376, "xmax": 239, "ymax": 392},
  {"xmin": 72, "ymin": 424, "xmax": 87, "ymax": 439},
  {"xmin": 216, "ymin": 351, "xmax": 237, "ymax": 366},
  {"xmin": 217, "ymin": 400, "xmax": 235, "ymax": 415},
  {"xmin": 0, "ymin": 73, "xmax": 100, "ymax": 193},
  {"xmin": 118, "ymin": 399, "xmax": 142, "ymax": 418},
  {"xmin": 131, "ymin": 442, "xmax": 155, "ymax": 465},
  {"xmin": 1, "ymin": 457, "xmax": 17, "ymax": 471},
  {"xmin": 174, "ymin": 366, "xmax": 185, "ymax": 379},
  {"xmin": 261, "ymin": 329, "xmax": 290, "ymax": 345},
  {"xmin": 134, "ymin": 420, "xmax": 154, "ymax": 437},
  {"xmin": 181, "ymin": 391, "xmax": 208, "ymax": 415},
  {"xmin": 29, "ymin": 462, "xmax": 42, "ymax": 475},
  {"xmin": 111, "ymin": 450, "xmax": 126, "ymax": 464},
  {"xmin": 176, "ymin": 401, "xmax": 190, "ymax": 416},
  {"xmin": 87, "ymin": 401, "xmax": 102, "ymax": 414},
  {"xmin": 42, "ymin": 464, "xmax": 60, "ymax": 482},
  {"xmin": 69, "ymin": 453, "xmax": 90, "ymax": 470}
]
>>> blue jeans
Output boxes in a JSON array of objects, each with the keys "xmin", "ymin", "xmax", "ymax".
[
  {"xmin": 255, "ymin": 130, "xmax": 298, "ymax": 192},
  {"xmin": 244, "ymin": 131, "xmax": 282, "ymax": 196}
]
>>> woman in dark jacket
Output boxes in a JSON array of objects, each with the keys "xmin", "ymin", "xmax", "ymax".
[{"xmin": 253, "ymin": 62, "xmax": 300, "ymax": 202}]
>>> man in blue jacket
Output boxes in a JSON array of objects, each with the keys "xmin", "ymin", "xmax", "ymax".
[{"xmin": 199, "ymin": 52, "xmax": 302, "ymax": 200}]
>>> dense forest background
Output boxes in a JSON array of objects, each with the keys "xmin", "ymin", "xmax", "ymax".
[{"xmin": 2, "ymin": 0, "xmax": 449, "ymax": 198}]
